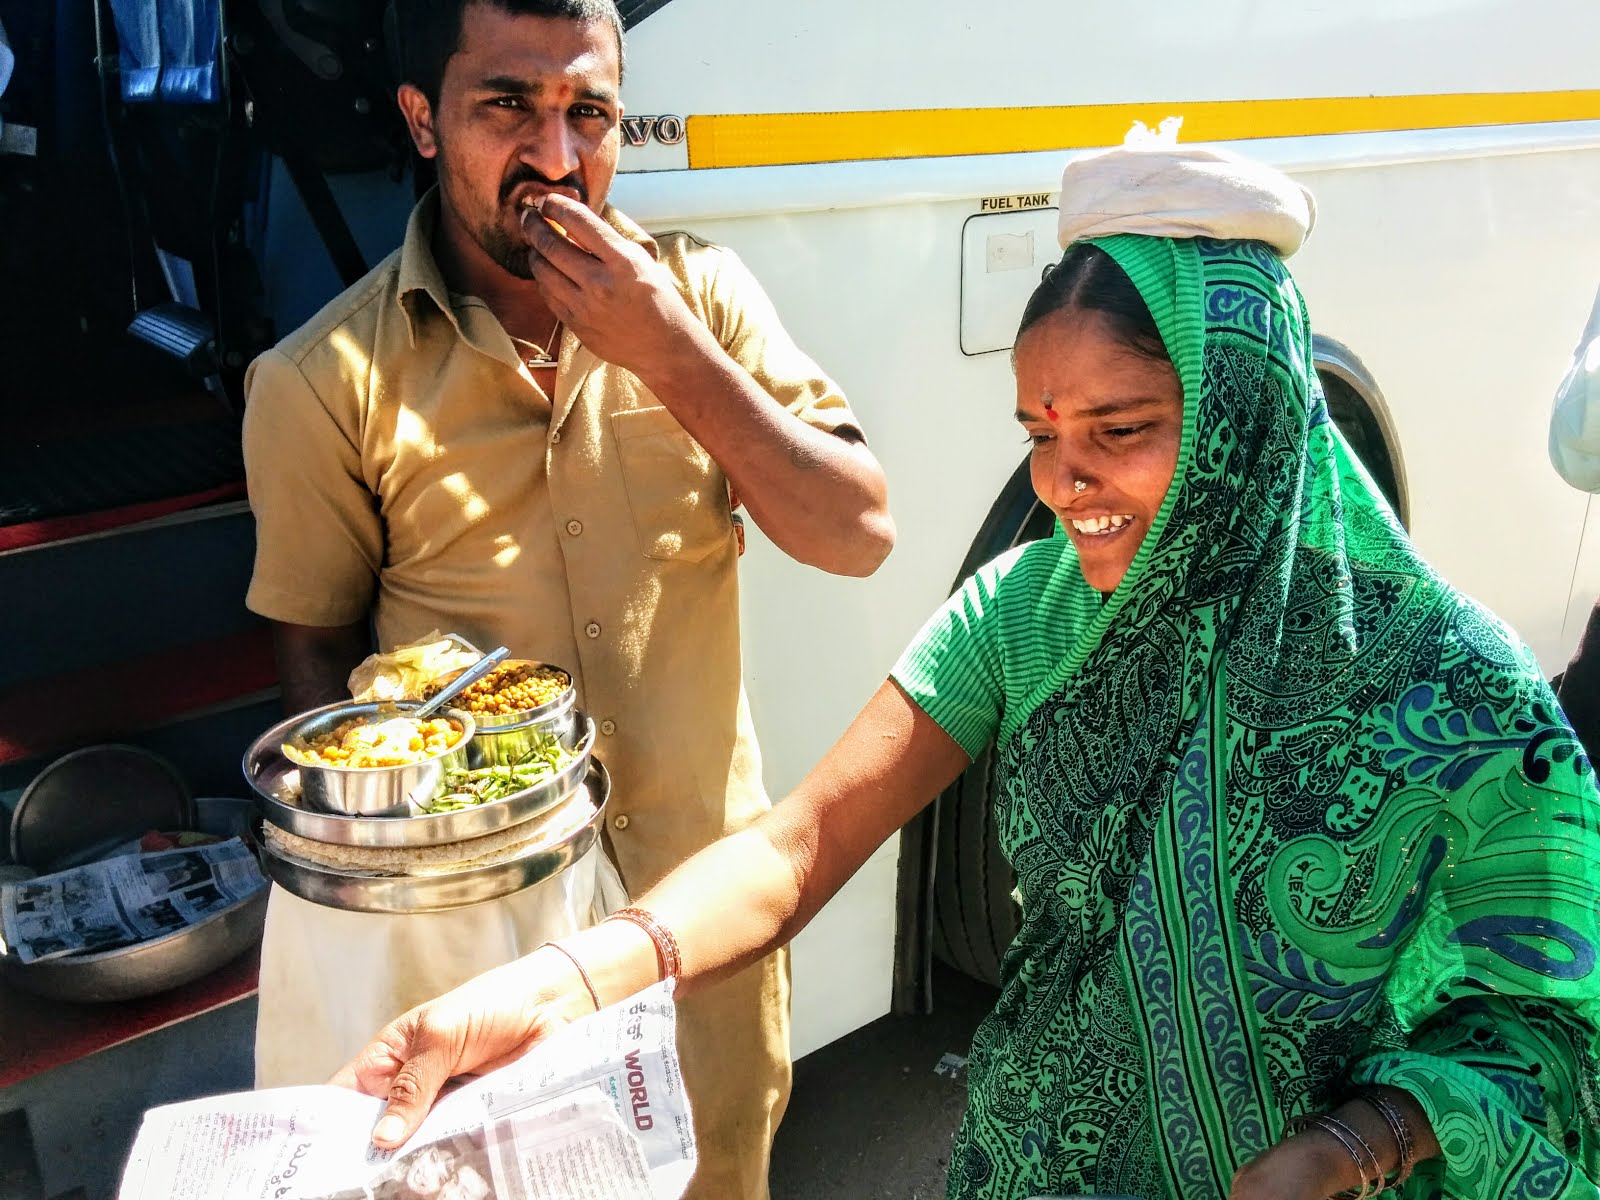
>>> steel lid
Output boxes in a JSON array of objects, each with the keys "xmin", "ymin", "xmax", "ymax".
[{"xmin": 10, "ymin": 744, "xmax": 195, "ymax": 872}]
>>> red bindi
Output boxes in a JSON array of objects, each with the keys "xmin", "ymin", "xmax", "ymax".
[{"xmin": 1044, "ymin": 406, "xmax": 1059, "ymax": 423}]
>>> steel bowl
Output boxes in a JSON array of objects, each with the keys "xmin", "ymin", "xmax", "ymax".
[
  {"xmin": 259, "ymin": 700, "xmax": 476, "ymax": 818},
  {"xmin": 258, "ymin": 758, "xmax": 610, "ymax": 913},
  {"xmin": 0, "ymin": 886, "xmax": 268, "ymax": 1003},
  {"xmin": 429, "ymin": 659, "xmax": 578, "ymax": 768},
  {"xmin": 246, "ymin": 716, "xmax": 595, "ymax": 848},
  {"xmin": 0, "ymin": 798, "xmax": 268, "ymax": 1003}
]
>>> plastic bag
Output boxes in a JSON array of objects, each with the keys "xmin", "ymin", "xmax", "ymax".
[{"xmin": 346, "ymin": 631, "xmax": 482, "ymax": 702}]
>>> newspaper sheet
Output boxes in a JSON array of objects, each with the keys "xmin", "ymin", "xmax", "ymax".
[
  {"xmin": 117, "ymin": 980, "xmax": 694, "ymax": 1200},
  {"xmin": 0, "ymin": 838, "xmax": 265, "ymax": 963}
]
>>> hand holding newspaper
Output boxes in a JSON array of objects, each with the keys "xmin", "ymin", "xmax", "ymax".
[{"xmin": 117, "ymin": 982, "xmax": 695, "ymax": 1200}]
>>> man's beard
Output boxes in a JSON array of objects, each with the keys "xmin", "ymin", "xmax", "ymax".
[
  {"xmin": 434, "ymin": 134, "xmax": 585, "ymax": 280},
  {"xmin": 471, "ymin": 161, "xmax": 589, "ymax": 281},
  {"xmin": 481, "ymin": 163, "xmax": 588, "ymax": 279},
  {"xmin": 477, "ymin": 220, "xmax": 536, "ymax": 280}
]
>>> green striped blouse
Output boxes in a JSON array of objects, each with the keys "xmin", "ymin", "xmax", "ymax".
[{"xmin": 891, "ymin": 529, "xmax": 1100, "ymax": 757}]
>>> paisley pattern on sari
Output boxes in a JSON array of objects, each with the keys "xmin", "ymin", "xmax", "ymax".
[{"xmin": 897, "ymin": 234, "xmax": 1600, "ymax": 1200}]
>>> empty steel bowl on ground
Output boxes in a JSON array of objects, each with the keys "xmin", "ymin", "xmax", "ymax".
[
  {"xmin": 426, "ymin": 659, "xmax": 578, "ymax": 767},
  {"xmin": 8, "ymin": 744, "xmax": 196, "ymax": 872},
  {"xmin": 258, "ymin": 700, "xmax": 475, "ymax": 818}
]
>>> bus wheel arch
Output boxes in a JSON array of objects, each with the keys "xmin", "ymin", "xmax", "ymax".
[{"xmin": 1314, "ymin": 335, "xmax": 1409, "ymax": 525}]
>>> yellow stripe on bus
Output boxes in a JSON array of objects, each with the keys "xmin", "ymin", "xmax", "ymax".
[{"xmin": 685, "ymin": 90, "xmax": 1600, "ymax": 170}]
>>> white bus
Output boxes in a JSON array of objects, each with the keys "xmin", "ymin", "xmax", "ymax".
[{"xmin": 601, "ymin": 0, "xmax": 1600, "ymax": 1056}]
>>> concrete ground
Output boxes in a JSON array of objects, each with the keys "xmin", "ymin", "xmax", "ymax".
[
  {"xmin": 770, "ymin": 963, "xmax": 998, "ymax": 1200},
  {"xmin": 0, "ymin": 996, "xmax": 257, "ymax": 1200}
]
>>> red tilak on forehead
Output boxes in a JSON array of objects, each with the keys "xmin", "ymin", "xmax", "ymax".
[{"xmin": 1043, "ymin": 393, "xmax": 1059, "ymax": 422}]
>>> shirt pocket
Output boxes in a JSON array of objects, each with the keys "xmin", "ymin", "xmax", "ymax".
[{"xmin": 610, "ymin": 406, "xmax": 731, "ymax": 562}]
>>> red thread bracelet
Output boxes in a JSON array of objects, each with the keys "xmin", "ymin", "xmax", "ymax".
[{"xmin": 543, "ymin": 941, "xmax": 600, "ymax": 1011}]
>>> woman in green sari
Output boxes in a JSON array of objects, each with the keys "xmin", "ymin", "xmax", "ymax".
[{"xmin": 335, "ymin": 146, "xmax": 1600, "ymax": 1200}]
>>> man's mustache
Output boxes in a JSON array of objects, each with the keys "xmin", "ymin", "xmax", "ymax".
[{"xmin": 499, "ymin": 168, "xmax": 587, "ymax": 206}]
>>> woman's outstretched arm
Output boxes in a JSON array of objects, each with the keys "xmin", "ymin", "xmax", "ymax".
[{"xmin": 332, "ymin": 680, "xmax": 970, "ymax": 1147}]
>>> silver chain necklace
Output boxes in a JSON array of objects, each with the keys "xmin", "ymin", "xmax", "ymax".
[{"xmin": 508, "ymin": 319, "xmax": 562, "ymax": 368}]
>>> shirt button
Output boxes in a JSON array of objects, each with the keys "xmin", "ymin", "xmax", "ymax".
[
  {"xmin": 613, "ymin": 814, "xmax": 630, "ymax": 831},
  {"xmin": 566, "ymin": 519, "xmax": 583, "ymax": 537},
  {"xmin": 585, "ymin": 621, "xmax": 602, "ymax": 639},
  {"xmin": 551, "ymin": 430, "xmax": 562, "ymax": 445},
  {"xmin": 600, "ymin": 719, "xmax": 616, "ymax": 736}
]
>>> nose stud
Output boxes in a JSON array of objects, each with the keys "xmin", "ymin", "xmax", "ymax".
[{"xmin": 1073, "ymin": 480, "xmax": 1088, "ymax": 493}]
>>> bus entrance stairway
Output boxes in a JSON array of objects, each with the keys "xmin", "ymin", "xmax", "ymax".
[{"xmin": 0, "ymin": 498, "xmax": 279, "ymax": 1199}]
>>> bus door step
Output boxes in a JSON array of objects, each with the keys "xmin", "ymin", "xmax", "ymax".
[{"xmin": 127, "ymin": 304, "xmax": 217, "ymax": 377}]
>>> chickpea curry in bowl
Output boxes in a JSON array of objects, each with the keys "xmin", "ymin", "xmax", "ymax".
[{"xmin": 424, "ymin": 661, "xmax": 573, "ymax": 720}]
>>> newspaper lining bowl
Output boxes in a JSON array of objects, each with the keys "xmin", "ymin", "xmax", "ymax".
[
  {"xmin": 0, "ymin": 799, "xmax": 267, "ymax": 1004},
  {"xmin": 258, "ymin": 759, "xmax": 610, "ymax": 913},
  {"xmin": 246, "ymin": 716, "xmax": 595, "ymax": 848}
]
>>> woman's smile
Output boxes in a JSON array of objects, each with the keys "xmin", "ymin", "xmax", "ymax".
[
  {"xmin": 1061, "ymin": 507, "xmax": 1144, "ymax": 585},
  {"xmin": 1066, "ymin": 513, "xmax": 1135, "ymax": 536},
  {"xmin": 1063, "ymin": 511, "xmax": 1141, "ymax": 566}
]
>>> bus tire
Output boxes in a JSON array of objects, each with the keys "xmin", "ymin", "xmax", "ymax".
[
  {"xmin": 931, "ymin": 737, "xmax": 1018, "ymax": 985},
  {"xmin": 930, "ymin": 459, "xmax": 1055, "ymax": 986}
]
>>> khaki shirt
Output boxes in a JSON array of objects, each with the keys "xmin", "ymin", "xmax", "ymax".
[
  {"xmin": 244, "ymin": 190, "xmax": 859, "ymax": 886},
  {"xmin": 242, "ymin": 192, "xmax": 861, "ymax": 1198}
]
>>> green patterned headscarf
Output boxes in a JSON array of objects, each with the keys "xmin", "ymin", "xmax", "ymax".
[{"xmin": 965, "ymin": 232, "xmax": 1600, "ymax": 1199}]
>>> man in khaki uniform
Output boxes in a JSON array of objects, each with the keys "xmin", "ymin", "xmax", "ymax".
[{"xmin": 240, "ymin": 1, "xmax": 894, "ymax": 1195}]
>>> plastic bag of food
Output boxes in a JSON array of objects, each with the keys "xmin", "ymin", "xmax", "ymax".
[{"xmin": 347, "ymin": 631, "xmax": 482, "ymax": 703}]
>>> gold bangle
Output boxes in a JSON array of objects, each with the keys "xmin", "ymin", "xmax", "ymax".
[{"xmin": 542, "ymin": 941, "xmax": 600, "ymax": 1011}]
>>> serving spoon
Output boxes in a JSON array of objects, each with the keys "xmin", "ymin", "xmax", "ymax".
[{"xmin": 413, "ymin": 646, "xmax": 511, "ymax": 718}]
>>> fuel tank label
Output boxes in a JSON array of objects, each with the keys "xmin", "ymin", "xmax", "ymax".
[{"xmin": 980, "ymin": 192, "xmax": 1054, "ymax": 212}]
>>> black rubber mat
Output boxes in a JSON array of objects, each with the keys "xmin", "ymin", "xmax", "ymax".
[{"xmin": 0, "ymin": 417, "xmax": 244, "ymax": 527}]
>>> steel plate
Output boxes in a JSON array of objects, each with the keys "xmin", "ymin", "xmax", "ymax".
[
  {"xmin": 245, "ymin": 717, "xmax": 595, "ymax": 848},
  {"xmin": 258, "ymin": 760, "xmax": 610, "ymax": 914}
]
